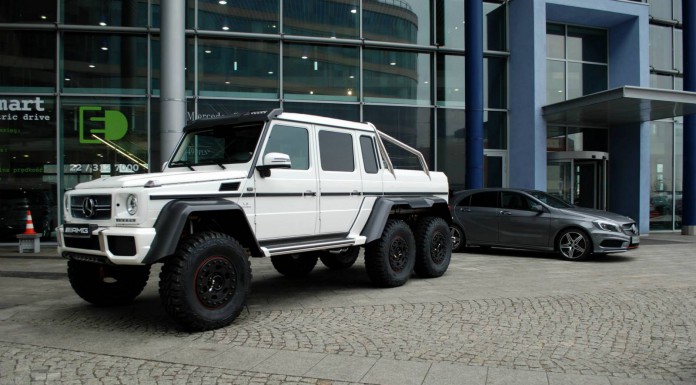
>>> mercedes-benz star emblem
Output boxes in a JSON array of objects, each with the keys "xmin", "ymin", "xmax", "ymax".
[{"xmin": 82, "ymin": 197, "xmax": 97, "ymax": 218}]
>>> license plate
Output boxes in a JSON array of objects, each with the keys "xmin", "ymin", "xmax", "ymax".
[
  {"xmin": 630, "ymin": 236, "xmax": 640, "ymax": 247},
  {"xmin": 63, "ymin": 224, "xmax": 96, "ymax": 238}
]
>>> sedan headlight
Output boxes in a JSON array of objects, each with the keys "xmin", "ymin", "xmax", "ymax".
[
  {"xmin": 594, "ymin": 220, "xmax": 620, "ymax": 232},
  {"xmin": 126, "ymin": 194, "xmax": 138, "ymax": 215}
]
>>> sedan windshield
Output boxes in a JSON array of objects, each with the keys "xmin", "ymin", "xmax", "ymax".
[
  {"xmin": 528, "ymin": 190, "xmax": 574, "ymax": 209},
  {"xmin": 170, "ymin": 123, "xmax": 263, "ymax": 167}
]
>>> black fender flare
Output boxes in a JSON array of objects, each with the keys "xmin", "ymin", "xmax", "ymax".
[
  {"xmin": 360, "ymin": 196, "xmax": 451, "ymax": 244},
  {"xmin": 142, "ymin": 199, "xmax": 262, "ymax": 264}
]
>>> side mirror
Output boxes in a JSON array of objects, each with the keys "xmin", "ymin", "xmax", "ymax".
[
  {"xmin": 256, "ymin": 152, "xmax": 292, "ymax": 177},
  {"xmin": 530, "ymin": 203, "xmax": 544, "ymax": 212},
  {"xmin": 161, "ymin": 161, "xmax": 169, "ymax": 171}
]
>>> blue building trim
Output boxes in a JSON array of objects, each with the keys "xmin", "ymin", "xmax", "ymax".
[
  {"xmin": 465, "ymin": 0, "xmax": 484, "ymax": 189},
  {"xmin": 683, "ymin": 0, "xmax": 696, "ymax": 232}
]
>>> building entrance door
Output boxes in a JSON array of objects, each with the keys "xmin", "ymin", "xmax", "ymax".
[
  {"xmin": 484, "ymin": 150, "xmax": 507, "ymax": 188},
  {"xmin": 547, "ymin": 151, "xmax": 608, "ymax": 210}
]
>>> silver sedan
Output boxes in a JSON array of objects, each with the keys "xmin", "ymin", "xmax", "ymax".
[{"xmin": 450, "ymin": 188, "xmax": 640, "ymax": 260}]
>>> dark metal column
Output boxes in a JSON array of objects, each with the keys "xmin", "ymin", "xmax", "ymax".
[
  {"xmin": 160, "ymin": 0, "xmax": 186, "ymax": 170},
  {"xmin": 465, "ymin": 0, "xmax": 484, "ymax": 189},
  {"xmin": 684, "ymin": 0, "xmax": 696, "ymax": 235}
]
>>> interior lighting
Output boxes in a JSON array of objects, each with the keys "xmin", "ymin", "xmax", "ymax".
[
  {"xmin": 234, "ymin": 61, "xmax": 238, "ymax": 71},
  {"xmin": 309, "ymin": 91, "xmax": 314, "ymax": 95},
  {"xmin": 350, "ymin": 9, "xmax": 357, "ymax": 14},
  {"xmin": 268, "ymin": 71, "xmax": 274, "ymax": 75},
  {"xmin": 40, "ymin": 15, "xmax": 47, "ymax": 20},
  {"xmin": 99, "ymin": 21, "xmax": 107, "ymax": 26},
  {"xmin": 301, "ymin": 55, "xmax": 308, "ymax": 60},
  {"xmin": 222, "ymin": 25, "xmax": 229, "ymax": 31},
  {"xmin": 314, "ymin": 61, "xmax": 318, "ymax": 71},
  {"xmin": 205, "ymin": 50, "xmax": 212, "ymax": 54},
  {"xmin": 219, "ymin": 0, "xmax": 227, "ymax": 3},
  {"xmin": 225, "ymin": 81, "xmax": 230, "ymax": 84},
  {"xmin": 88, "ymin": 64, "xmax": 96, "ymax": 68},
  {"xmin": 389, "ymin": 62, "xmax": 397, "ymax": 66},
  {"xmin": 349, "ymin": 75, "xmax": 355, "ymax": 79},
  {"xmin": 101, "ymin": 45, "xmax": 108, "ymax": 51},
  {"xmin": 65, "ymin": 77, "xmax": 71, "ymax": 82}
]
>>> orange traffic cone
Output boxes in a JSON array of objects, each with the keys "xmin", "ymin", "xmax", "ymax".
[{"xmin": 23, "ymin": 210, "xmax": 37, "ymax": 235}]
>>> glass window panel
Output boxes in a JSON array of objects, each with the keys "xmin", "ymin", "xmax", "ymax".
[
  {"xmin": 484, "ymin": 1, "xmax": 507, "ymax": 51},
  {"xmin": 283, "ymin": 0, "xmax": 358, "ymax": 38},
  {"xmin": 651, "ymin": 73, "xmax": 674, "ymax": 90},
  {"xmin": 547, "ymin": 23, "xmax": 565, "ymax": 60},
  {"xmin": 364, "ymin": 0, "xmax": 430, "ymax": 45},
  {"xmin": 319, "ymin": 131, "xmax": 355, "ymax": 172},
  {"xmin": 675, "ymin": 118, "xmax": 683, "ymax": 229},
  {"xmin": 0, "ymin": 31, "xmax": 55, "ymax": 92},
  {"xmin": 436, "ymin": 108, "xmax": 466, "ymax": 190},
  {"xmin": 435, "ymin": 0, "xmax": 464, "ymax": 49},
  {"xmin": 0, "ymin": 96, "xmax": 57, "ymax": 241},
  {"xmin": 484, "ymin": 111, "xmax": 506, "ymax": 149},
  {"xmin": 650, "ymin": 24, "xmax": 673, "ymax": 71},
  {"xmin": 61, "ymin": 97, "xmax": 149, "ymax": 192},
  {"xmin": 0, "ymin": 0, "xmax": 56, "ymax": 23},
  {"xmin": 360, "ymin": 136, "xmax": 379, "ymax": 174},
  {"xmin": 649, "ymin": 0, "xmax": 673, "ymax": 20},
  {"xmin": 264, "ymin": 125, "xmax": 309, "ymax": 170},
  {"xmin": 547, "ymin": 60, "xmax": 565, "ymax": 103},
  {"xmin": 650, "ymin": 121, "xmax": 674, "ymax": 230},
  {"xmin": 193, "ymin": 99, "xmax": 278, "ymax": 122},
  {"xmin": 364, "ymin": 106, "xmax": 433, "ymax": 169},
  {"xmin": 198, "ymin": 0, "xmax": 279, "ymax": 33},
  {"xmin": 364, "ymin": 49, "xmax": 431, "ymax": 105},
  {"xmin": 567, "ymin": 26, "xmax": 607, "ymax": 63},
  {"xmin": 62, "ymin": 33, "xmax": 148, "ymax": 95},
  {"xmin": 485, "ymin": 57, "xmax": 507, "ymax": 109},
  {"xmin": 62, "ymin": 0, "xmax": 148, "ymax": 27},
  {"xmin": 199, "ymin": 39, "xmax": 279, "ymax": 98},
  {"xmin": 674, "ymin": 0, "xmax": 682, "ymax": 23},
  {"xmin": 283, "ymin": 44, "xmax": 358, "ymax": 102},
  {"xmin": 547, "ymin": 127, "xmax": 566, "ymax": 151},
  {"xmin": 437, "ymin": 55, "xmax": 465, "ymax": 107},
  {"xmin": 567, "ymin": 62, "xmax": 607, "ymax": 99},
  {"xmin": 675, "ymin": 76, "xmax": 683, "ymax": 91},
  {"xmin": 283, "ymin": 102, "xmax": 359, "ymax": 121},
  {"xmin": 675, "ymin": 28, "xmax": 683, "ymax": 73},
  {"xmin": 151, "ymin": 0, "xmax": 195, "ymax": 29},
  {"xmin": 151, "ymin": 36, "xmax": 195, "ymax": 96}
]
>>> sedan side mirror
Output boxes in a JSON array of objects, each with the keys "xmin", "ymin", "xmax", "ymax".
[
  {"xmin": 256, "ymin": 152, "xmax": 292, "ymax": 177},
  {"xmin": 530, "ymin": 203, "xmax": 544, "ymax": 212}
]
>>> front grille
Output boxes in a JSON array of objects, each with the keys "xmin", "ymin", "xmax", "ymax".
[
  {"xmin": 70, "ymin": 195, "xmax": 112, "ymax": 220},
  {"xmin": 622, "ymin": 223, "xmax": 638, "ymax": 235},
  {"xmin": 64, "ymin": 235, "xmax": 101, "ymax": 251},
  {"xmin": 600, "ymin": 239, "xmax": 626, "ymax": 248}
]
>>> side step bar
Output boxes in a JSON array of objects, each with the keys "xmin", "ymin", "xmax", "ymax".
[{"xmin": 262, "ymin": 238, "xmax": 356, "ymax": 257}]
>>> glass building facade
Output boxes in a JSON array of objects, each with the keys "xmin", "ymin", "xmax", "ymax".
[{"xmin": 0, "ymin": 0, "xmax": 692, "ymax": 243}]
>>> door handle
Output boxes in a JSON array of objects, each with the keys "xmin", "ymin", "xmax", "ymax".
[
  {"xmin": 500, "ymin": 210, "xmax": 512, "ymax": 215},
  {"xmin": 351, "ymin": 190, "xmax": 361, "ymax": 197},
  {"xmin": 303, "ymin": 190, "xmax": 316, "ymax": 197}
]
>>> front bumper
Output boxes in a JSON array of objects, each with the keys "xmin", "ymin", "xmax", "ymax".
[
  {"xmin": 57, "ymin": 225, "xmax": 156, "ymax": 265},
  {"xmin": 589, "ymin": 229, "xmax": 639, "ymax": 254}
]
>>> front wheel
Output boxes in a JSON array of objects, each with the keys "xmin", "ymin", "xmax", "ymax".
[
  {"xmin": 557, "ymin": 229, "xmax": 592, "ymax": 261},
  {"xmin": 364, "ymin": 219, "xmax": 416, "ymax": 287},
  {"xmin": 68, "ymin": 260, "xmax": 150, "ymax": 306},
  {"xmin": 414, "ymin": 217, "xmax": 452, "ymax": 278},
  {"xmin": 159, "ymin": 231, "xmax": 251, "ymax": 331}
]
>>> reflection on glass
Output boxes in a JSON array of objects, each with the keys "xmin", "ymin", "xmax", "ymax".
[
  {"xmin": 0, "ymin": 31, "xmax": 55, "ymax": 92},
  {"xmin": 0, "ymin": 0, "xmax": 56, "ymax": 23},
  {"xmin": 199, "ymin": 39, "xmax": 279, "ymax": 98},
  {"xmin": 150, "ymin": 0, "xmax": 196, "ymax": 29},
  {"xmin": 546, "ymin": 60, "xmax": 565, "ymax": 103},
  {"xmin": 547, "ymin": 161, "xmax": 572, "ymax": 204},
  {"xmin": 63, "ymin": 34, "xmax": 147, "ymax": 94},
  {"xmin": 650, "ymin": 121, "xmax": 674, "ymax": 230},
  {"xmin": 284, "ymin": 0, "xmax": 358, "ymax": 38},
  {"xmin": 283, "ymin": 44, "xmax": 358, "ymax": 101},
  {"xmin": 62, "ymin": 0, "xmax": 148, "ymax": 27},
  {"xmin": 364, "ymin": 49, "xmax": 431, "ymax": 105},
  {"xmin": 547, "ymin": 23, "xmax": 565, "ymax": 59},
  {"xmin": 364, "ymin": 0, "xmax": 427, "ymax": 45},
  {"xmin": 649, "ymin": 0, "xmax": 673, "ymax": 20},
  {"xmin": 198, "ymin": 0, "xmax": 279, "ymax": 33},
  {"xmin": 194, "ymin": 100, "xmax": 278, "ymax": 122},
  {"xmin": 437, "ymin": 55, "xmax": 465, "ymax": 107},
  {"xmin": 484, "ymin": 2, "xmax": 507, "ymax": 51},
  {"xmin": 436, "ymin": 108, "xmax": 465, "ymax": 190},
  {"xmin": 675, "ymin": 118, "xmax": 683, "ymax": 229},
  {"xmin": 650, "ymin": 24, "xmax": 673, "ymax": 71},
  {"xmin": 485, "ymin": 57, "xmax": 507, "ymax": 109},
  {"xmin": 283, "ymin": 102, "xmax": 359, "ymax": 121},
  {"xmin": 436, "ymin": 0, "xmax": 464, "ymax": 49},
  {"xmin": 567, "ymin": 26, "xmax": 607, "ymax": 63},
  {"xmin": 547, "ymin": 127, "xmax": 566, "ymax": 151},
  {"xmin": 364, "ymin": 106, "xmax": 433, "ymax": 169},
  {"xmin": 484, "ymin": 111, "xmax": 506, "ymax": 149},
  {"xmin": 151, "ymin": 37, "xmax": 195, "ymax": 96},
  {"xmin": 567, "ymin": 63, "xmax": 607, "ymax": 99}
]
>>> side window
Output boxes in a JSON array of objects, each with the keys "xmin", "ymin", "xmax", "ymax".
[
  {"xmin": 470, "ymin": 191, "xmax": 499, "ymax": 208},
  {"xmin": 360, "ymin": 135, "xmax": 379, "ymax": 174},
  {"xmin": 455, "ymin": 194, "xmax": 471, "ymax": 207},
  {"xmin": 319, "ymin": 130, "xmax": 355, "ymax": 172},
  {"xmin": 263, "ymin": 124, "xmax": 309, "ymax": 170},
  {"xmin": 502, "ymin": 192, "xmax": 530, "ymax": 210}
]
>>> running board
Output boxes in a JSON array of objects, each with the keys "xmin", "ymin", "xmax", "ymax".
[{"xmin": 262, "ymin": 238, "xmax": 356, "ymax": 256}]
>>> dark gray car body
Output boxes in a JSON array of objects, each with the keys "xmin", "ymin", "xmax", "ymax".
[{"xmin": 450, "ymin": 188, "xmax": 640, "ymax": 256}]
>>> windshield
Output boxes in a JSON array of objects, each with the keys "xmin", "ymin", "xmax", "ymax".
[
  {"xmin": 528, "ymin": 190, "xmax": 574, "ymax": 209},
  {"xmin": 170, "ymin": 123, "xmax": 263, "ymax": 167}
]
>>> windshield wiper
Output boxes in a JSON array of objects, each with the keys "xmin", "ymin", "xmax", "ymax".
[{"xmin": 170, "ymin": 160, "xmax": 195, "ymax": 171}]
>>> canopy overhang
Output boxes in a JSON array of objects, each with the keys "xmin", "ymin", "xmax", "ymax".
[{"xmin": 543, "ymin": 86, "xmax": 696, "ymax": 127}]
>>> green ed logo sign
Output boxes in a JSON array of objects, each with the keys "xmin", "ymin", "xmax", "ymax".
[{"xmin": 79, "ymin": 106, "xmax": 128, "ymax": 144}]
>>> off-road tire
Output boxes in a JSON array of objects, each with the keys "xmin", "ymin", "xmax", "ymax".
[
  {"xmin": 68, "ymin": 260, "xmax": 150, "ymax": 306},
  {"xmin": 159, "ymin": 231, "xmax": 251, "ymax": 331},
  {"xmin": 557, "ymin": 228, "xmax": 592, "ymax": 261},
  {"xmin": 364, "ymin": 219, "xmax": 416, "ymax": 287},
  {"xmin": 271, "ymin": 252, "xmax": 319, "ymax": 278},
  {"xmin": 414, "ymin": 217, "xmax": 452, "ymax": 278},
  {"xmin": 319, "ymin": 247, "xmax": 360, "ymax": 270}
]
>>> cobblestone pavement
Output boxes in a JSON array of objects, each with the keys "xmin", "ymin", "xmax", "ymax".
[{"xmin": 0, "ymin": 235, "xmax": 695, "ymax": 385}]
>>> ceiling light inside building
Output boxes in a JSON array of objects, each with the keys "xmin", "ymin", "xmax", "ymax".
[
  {"xmin": 301, "ymin": 55, "xmax": 308, "ymax": 60},
  {"xmin": 222, "ymin": 25, "xmax": 229, "ymax": 31},
  {"xmin": 99, "ymin": 21, "xmax": 107, "ymax": 26},
  {"xmin": 88, "ymin": 64, "xmax": 96, "ymax": 68},
  {"xmin": 219, "ymin": 0, "xmax": 227, "ymax": 4},
  {"xmin": 350, "ymin": 9, "xmax": 357, "ymax": 14},
  {"xmin": 205, "ymin": 50, "xmax": 212, "ymax": 54}
]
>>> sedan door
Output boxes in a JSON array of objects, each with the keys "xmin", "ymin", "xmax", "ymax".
[
  {"xmin": 454, "ymin": 191, "xmax": 499, "ymax": 244},
  {"xmin": 497, "ymin": 191, "xmax": 551, "ymax": 248}
]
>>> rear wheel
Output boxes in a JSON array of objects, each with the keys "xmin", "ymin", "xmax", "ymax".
[
  {"xmin": 414, "ymin": 217, "xmax": 452, "ymax": 278},
  {"xmin": 159, "ymin": 231, "xmax": 251, "ymax": 331},
  {"xmin": 557, "ymin": 229, "xmax": 592, "ymax": 261},
  {"xmin": 319, "ymin": 247, "xmax": 360, "ymax": 270},
  {"xmin": 365, "ymin": 219, "xmax": 416, "ymax": 287},
  {"xmin": 271, "ymin": 252, "xmax": 319, "ymax": 278},
  {"xmin": 68, "ymin": 260, "xmax": 150, "ymax": 306}
]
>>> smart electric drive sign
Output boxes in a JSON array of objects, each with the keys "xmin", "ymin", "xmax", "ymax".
[{"xmin": 79, "ymin": 106, "xmax": 128, "ymax": 144}]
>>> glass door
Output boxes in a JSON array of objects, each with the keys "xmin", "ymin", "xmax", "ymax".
[
  {"xmin": 484, "ymin": 150, "xmax": 507, "ymax": 187},
  {"xmin": 547, "ymin": 151, "xmax": 608, "ymax": 210}
]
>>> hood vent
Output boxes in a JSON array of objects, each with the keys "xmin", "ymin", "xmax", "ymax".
[{"xmin": 219, "ymin": 182, "xmax": 241, "ymax": 191}]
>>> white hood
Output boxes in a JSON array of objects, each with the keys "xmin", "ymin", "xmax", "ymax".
[{"xmin": 74, "ymin": 170, "xmax": 248, "ymax": 189}]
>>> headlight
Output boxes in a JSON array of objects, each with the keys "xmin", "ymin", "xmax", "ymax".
[
  {"xmin": 126, "ymin": 194, "xmax": 138, "ymax": 215},
  {"xmin": 595, "ymin": 220, "xmax": 619, "ymax": 232}
]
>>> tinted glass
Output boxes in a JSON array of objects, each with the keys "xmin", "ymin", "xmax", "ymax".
[
  {"xmin": 484, "ymin": 155, "xmax": 503, "ymax": 187},
  {"xmin": 675, "ymin": 29, "xmax": 683, "ymax": 73},
  {"xmin": 650, "ymin": 121, "xmax": 674, "ymax": 230},
  {"xmin": 283, "ymin": 103, "xmax": 359, "ymax": 121},
  {"xmin": 360, "ymin": 136, "xmax": 379, "ymax": 174},
  {"xmin": 437, "ymin": 54, "xmax": 465, "ymax": 107},
  {"xmin": 151, "ymin": 0, "xmax": 196, "ymax": 29},
  {"xmin": 470, "ymin": 191, "xmax": 498, "ymax": 208},
  {"xmin": 63, "ymin": 33, "xmax": 147, "ymax": 94},
  {"xmin": 436, "ymin": 0, "xmax": 464, "ymax": 49},
  {"xmin": 484, "ymin": 2, "xmax": 507, "ymax": 51},
  {"xmin": 264, "ymin": 125, "xmax": 309, "ymax": 170},
  {"xmin": 567, "ymin": 26, "xmax": 607, "ymax": 63},
  {"xmin": 0, "ymin": 31, "xmax": 55, "ymax": 92},
  {"xmin": 528, "ymin": 190, "xmax": 573, "ymax": 208},
  {"xmin": 193, "ymin": 99, "xmax": 278, "ymax": 122},
  {"xmin": 567, "ymin": 63, "xmax": 608, "ymax": 99},
  {"xmin": 62, "ymin": 0, "xmax": 148, "ymax": 27},
  {"xmin": 436, "ymin": 108, "xmax": 465, "ymax": 190},
  {"xmin": 284, "ymin": 0, "xmax": 359, "ymax": 38},
  {"xmin": 485, "ymin": 57, "xmax": 507, "ymax": 109},
  {"xmin": 364, "ymin": 106, "xmax": 433, "ymax": 169},
  {"xmin": 502, "ymin": 192, "xmax": 530, "ymax": 210},
  {"xmin": 364, "ymin": 0, "xmax": 430, "ymax": 45},
  {"xmin": 0, "ymin": 0, "xmax": 55, "ymax": 23},
  {"xmin": 650, "ymin": 24, "xmax": 673, "ymax": 71},
  {"xmin": 547, "ymin": 60, "xmax": 565, "ymax": 103},
  {"xmin": 283, "ymin": 44, "xmax": 359, "ymax": 102},
  {"xmin": 364, "ymin": 50, "xmax": 431, "ymax": 105},
  {"xmin": 547, "ymin": 24, "xmax": 565, "ymax": 60},
  {"xmin": 151, "ymin": 36, "xmax": 195, "ymax": 96},
  {"xmin": 199, "ymin": 0, "xmax": 279, "ymax": 33},
  {"xmin": 484, "ymin": 111, "xmax": 507, "ymax": 149},
  {"xmin": 199, "ymin": 39, "xmax": 279, "ymax": 98},
  {"xmin": 319, "ymin": 131, "xmax": 354, "ymax": 172},
  {"xmin": 650, "ymin": 0, "xmax": 673, "ymax": 20}
]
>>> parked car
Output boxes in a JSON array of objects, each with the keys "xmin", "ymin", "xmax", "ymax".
[{"xmin": 450, "ymin": 188, "xmax": 639, "ymax": 260}]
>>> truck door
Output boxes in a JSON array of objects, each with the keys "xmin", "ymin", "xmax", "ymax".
[{"xmin": 253, "ymin": 123, "xmax": 318, "ymax": 240}]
